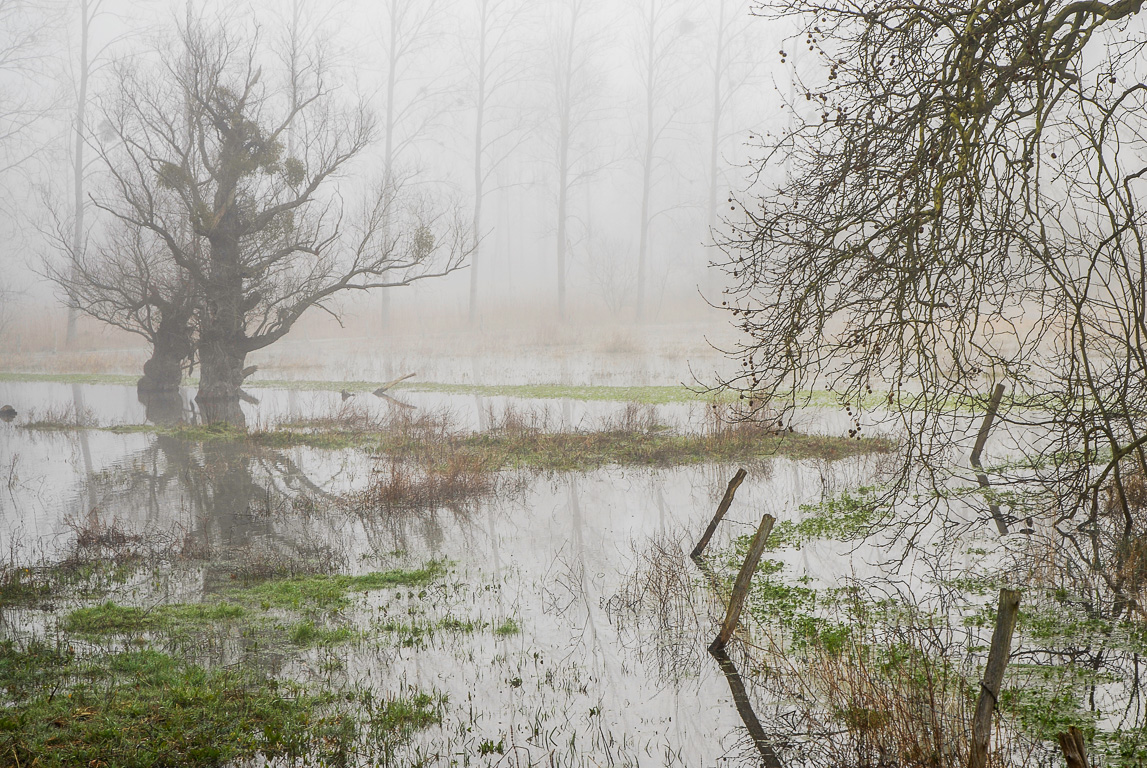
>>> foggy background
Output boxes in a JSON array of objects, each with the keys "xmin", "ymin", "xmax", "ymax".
[{"xmin": 0, "ymin": 0, "xmax": 808, "ymax": 376}]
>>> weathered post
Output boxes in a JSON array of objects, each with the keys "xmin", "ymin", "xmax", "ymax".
[
  {"xmin": 968, "ymin": 588, "xmax": 1021, "ymax": 768},
  {"xmin": 710, "ymin": 513, "xmax": 776, "ymax": 652},
  {"xmin": 1057, "ymin": 727, "xmax": 1090, "ymax": 768},
  {"xmin": 970, "ymin": 383, "xmax": 1009, "ymax": 536},
  {"xmin": 692, "ymin": 468, "xmax": 748, "ymax": 560}
]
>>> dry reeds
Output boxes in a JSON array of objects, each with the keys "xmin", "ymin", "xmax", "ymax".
[
  {"xmin": 606, "ymin": 534, "xmax": 710, "ymax": 682},
  {"xmin": 351, "ymin": 453, "xmax": 498, "ymax": 512},
  {"xmin": 744, "ymin": 600, "xmax": 1043, "ymax": 768}
]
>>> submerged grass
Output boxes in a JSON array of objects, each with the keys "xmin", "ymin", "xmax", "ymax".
[
  {"xmin": 63, "ymin": 601, "xmax": 247, "ymax": 636},
  {"xmin": 1, "ymin": 558, "xmax": 454, "ymax": 765}
]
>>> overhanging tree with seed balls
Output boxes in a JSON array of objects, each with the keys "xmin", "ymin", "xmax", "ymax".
[{"xmin": 719, "ymin": 0, "xmax": 1147, "ymax": 600}]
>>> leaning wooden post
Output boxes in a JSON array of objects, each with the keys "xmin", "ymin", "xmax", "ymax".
[
  {"xmin": 692, "ymin": 468, "xmax": 748, "ymax": 560},
  {"xmin": 710, "ymin": 514, "xmax": 776, "ymax": 652},
  {"xmin": 1057, "ymin": 727, "xmax": 1090, "ymax": 768},
  {"xmin": 968, "ymin": 588, "xmax": 1021, "ymax": 768},
  {"xmin": 970, "ymin": 383, "xmax": 1009, "ymax": 536}
]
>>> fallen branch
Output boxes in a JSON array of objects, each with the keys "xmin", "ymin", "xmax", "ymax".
[{"xmin": 372, "ymin": 373, "xmax": 416, "ymax": 397}]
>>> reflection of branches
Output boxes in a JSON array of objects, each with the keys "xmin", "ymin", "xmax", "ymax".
[
  {"xmin": 77, "ymin": 435, "xmax": 337, "ymax": 575},
  {"xmin": 606, "ymin": 532, "xmax": 710, "ymax": 684}
]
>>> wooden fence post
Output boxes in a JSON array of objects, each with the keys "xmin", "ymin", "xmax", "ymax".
[
  {"xmin": 970, "ymin": 383, "xmax": 1009, "ymax": 536},
  {"xmin": 968, "ymin": 588, "xmax": 1021, "ymax": 768},
  {"xmin": 1057, "ymin": 727, "xmax": 1090, "ymax": 768},
  {"xmin": 710, "ymin": 514, "xmax": 776, "ymax": 652},
  {"xmin": 691, "ymin": 468, "xmax": 748, "ymax": 560}
]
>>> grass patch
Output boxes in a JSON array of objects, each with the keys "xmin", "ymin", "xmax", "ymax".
[
  {"xmin": 494, "ymin": 617, "xmax": 520, "ymax": 636},
  {"xmin": 0, "ymin": 642, "xmax": 323, "ymax": 768},
  {"xmin": 454, "ymin": 428, "xmax": 889, "ymax": 471},
  {"xmin": 235, "ymin": 561, "xmax": 449, "ymax": 611},
  {"xmin": 288, "ymin": 619, "xmax": 358, "ymax": 646},
  {"xmin": 63, "ymin": 601, "xmax": 247, "ymax": 636},
  {"xmin": 377, "ymin": 616, "xmax": 482, "ymax": 647},
  {"xmin": 0, "ymin": 559, "xmax": 143, "ymax": 608},
  {"xmin": 0, "ymin": 372, "xmax": 142, "ymax": 386},
  {"xmin": 0, "ymin": 567, "xmax": 55, "ymax": 606}
]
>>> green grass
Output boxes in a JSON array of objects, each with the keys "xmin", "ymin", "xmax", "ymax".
[
  {"xmin": 0, "ymin": 371, "xmax": 710, "ymax": 404},
  {"xmin": 63, "ymin": 601, "xmax": 247, "ymax": 636},
  {"xmin": 0, "ymin": 369, "xmax": 1048, "ymax": 415},
  {"xmin": 235, "ymin": 561, "xmax": 449, "ymax": 611},
  {"xmin": 0, "ymin": 642, "xmax": 323, "ymax": 768},
  {"xmin": 103, "ymin": 419, "xmax": 893, "ymax": 469},
  {"xmin": 494, "ymin": 617, "xmax": 520, "ymax": 636},
  {"xmin": 0, "ymin": 567, "xmax": 55, "ymax": 607},
  {"xmin": 377, "ymin": 616, "xmax": 482, "ymax": 647},
  {"xmin": 287, "ymin": 619, "xmax": 358, "ymax": 646},
  {"xmin": 0, "ymin": 561, "xmax": 141, "ymax": 608},
  {"xmin": 0, "ymin": 372, "xmax": 142, "ymax": 386}
]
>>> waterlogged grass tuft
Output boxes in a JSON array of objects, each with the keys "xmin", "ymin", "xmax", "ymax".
[
  {"xmin": 288, "ymin": 619, "xmax": 358, "ymax": 646},
  {"xmin": 494, "ymin": 617, "xmax": 520, "ymax": 636},
  {"xmin": 64, "ymin": 600, "xmax": 247, "ymax": 636},
  {"xmin": 235, "ymin": 560, "xmax": 449, "ymax": 610}
]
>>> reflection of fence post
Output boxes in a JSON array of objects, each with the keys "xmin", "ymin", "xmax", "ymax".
[
  {"xmin": 968, "ymin": 588, "xmax": 1021, "ymax": 768},
  {"xmin": 710, "ymin": 514, "xmax": 776, "ymax": 652},
  {"xmin": 1057, "ymin": 726, "xmax": 1090, "ymax": 768},
  {"xmin": 691, "ymin": 468, "xmax": 747, "ymax": 560},
  {"xmin": 970, "ymin": 383, "xmax": 1009, "ymax": 536},
  {"xmin": 710, "ymin": 644, "xmax": 784, "ymax": 768}
]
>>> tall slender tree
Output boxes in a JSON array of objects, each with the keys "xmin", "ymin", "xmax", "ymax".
[
  {"xmin": 544, "ymin": 0, "xmax": 606, "ymax": 320},
  {"xmin": 462, "ymin": 0, "xmax": 531, "ymax": 322},
  {"xmin": 376, "ymin": 0, "xmax": 454, "ymax": 327},
  {"xmin": 0, "ymin": 0, "xmax": 56, "ymax": 335},
  {"xmin": 702, "ymin": 0, "xmax": 761, "ymax": 298},
  {"xmin": 630, "ymin": 0, "xmax": 687, "ymax": 321},
  {"xmin": 64, "ymin": 0, "xmax": 112, "ymax": 346}
]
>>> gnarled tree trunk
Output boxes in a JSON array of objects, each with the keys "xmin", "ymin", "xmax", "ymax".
[
  {"xmin": 137, "ymin": 307, "xmax": 194, "ymax": 394},
  {"xmin": 195, "ymin": 221, "xmax": 250, "ymax": 425}
]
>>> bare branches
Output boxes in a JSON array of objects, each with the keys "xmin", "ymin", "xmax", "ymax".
[
  {"xmin": 53, "ymin": 10, "xmax": 467, "ymax": 413},
  {"xmin": 720, "ymin": 0, "xmax": 1147, "ymax": 576}
]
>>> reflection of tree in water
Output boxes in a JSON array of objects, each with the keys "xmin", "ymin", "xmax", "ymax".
[{"xmin": 79, "ymin": 433, "xmax": 341, "ymax": 589}]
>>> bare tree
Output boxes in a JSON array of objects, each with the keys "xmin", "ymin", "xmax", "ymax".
[
  {"xmin": 544, "ymin": 0, "xmax": 608, "ymax": 321},
  {"xmin": 701, "ymin": 0, "xmax": 762, "ymax": 297},
  {"xmin": 461, "ymin": 0, "xmax": 532, "ymax": 322},
  {"xmin": 629, "ymin": 0, "xmax": 688, "ymax": 321},
  {"xmin": 47, "ymin": 214, "xmax": 196, "ymax": 393},
  {"xmin": 63, "ymin": 0, "xmax": 122, "ymax": 346},
  {"xmin": 375, "ymin": 0, "xmax": 455, "ymax": 327},
  {"xmin": 88, "ymin": 14, "xmax": 465, "ymax": 423},
  {"xmin": 0, "ymin": 0, "xmax": 57, "ymax": 336},
  {"xmin": 720, "ymin": 0, "xmax": 1147, "ymax": 599},
  {"xmin": 0, "ymin": 0, "xmax": 55, "ymax": 186}
]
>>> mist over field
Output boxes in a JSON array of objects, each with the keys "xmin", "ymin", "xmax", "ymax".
[{"xmin": 4, "ymin": 2, "xmax": 1147, "ymax": 766}]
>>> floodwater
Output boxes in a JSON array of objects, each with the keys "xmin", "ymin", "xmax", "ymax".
[
  {"xmin": 5, "ymin": 380, "xmax": 1143, "ymax": 765},
  {"xmin": 0, "ymin": 380, "xmax": 886, "ymax": 766}
]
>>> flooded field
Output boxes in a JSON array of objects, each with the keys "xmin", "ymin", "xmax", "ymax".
[{"xmin": 1, "ymin": 379, "xmax": 1145, "ymax": 766}]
